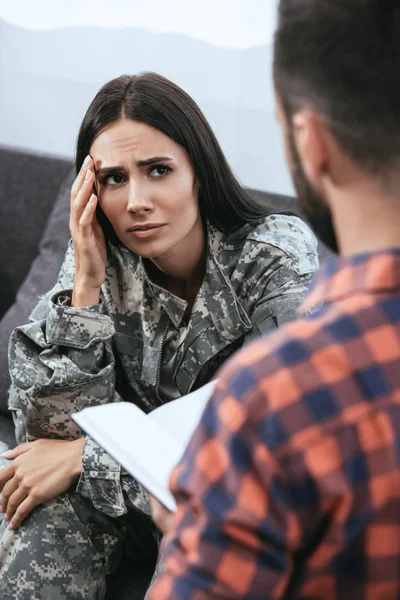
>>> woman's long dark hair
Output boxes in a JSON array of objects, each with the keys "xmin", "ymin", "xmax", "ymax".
[{"xmin": 76, "ymin": 72, "xmax": 267, "ymax": 241}]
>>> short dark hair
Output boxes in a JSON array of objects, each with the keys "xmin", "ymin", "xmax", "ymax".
[
  {"xmin": 274, "ymin": 0, "xmax": 400, "ymax": 178},
  {"xmin": 76, "ymin": 72, "xmax": 267, "ymax": 241}
]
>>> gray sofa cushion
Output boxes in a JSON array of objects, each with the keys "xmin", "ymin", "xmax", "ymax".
[
  {"xmin": 0, "ymin": 168, "xmax": 74, "ymax": 420},
  {"xmin": 0, "ymin": 146, "xmax": 73, "ymax": 317},
  {"xmin": 0, "ymin": 414, "xmax": 17, "ymax": 449}
]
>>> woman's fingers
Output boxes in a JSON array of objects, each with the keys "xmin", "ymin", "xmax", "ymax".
[
  {"xmin": 0, "ymin": 476, "xmax": 19, "ymax": 515},
  {"xmin": 71, "ymin": 169, "xmax": 95, "ymax": 229},
  {"xmin": 71, "ymin": 155, "xmax": 92, "ymax": 202},
  {"xmin": 0, "ymin": 464, "xmax": 14, "ymax": 495},
  {"xmin": 1, "ymin": 443, "xmax": 30, "ymax": 461},
  {"xmin": 79, "ymin": 194, "xmax": 98, "ymax": 229},
  {"xmin": 70, "ymin": 155, "xmax": 96, "ymax": 229},
  {"xmin": 69, "ymin": 157, "xmax": 107, "ymax": 295},
  {"xmin": 8, "ymin": 495, "xmax": 38, "ymax": 530},
  {"xmin": 4, "ymin": 483, "xmax": 29, "ymax": 525}
]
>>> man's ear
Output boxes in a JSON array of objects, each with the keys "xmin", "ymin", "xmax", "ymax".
[{"xmin": 292, "ymin": 110, "xmax": 329, "ymax": 188}]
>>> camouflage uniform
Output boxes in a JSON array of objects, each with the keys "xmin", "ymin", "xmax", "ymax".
[{"xmin": 0, "ymin": 216, "xmax": 318, "ymax": 599}]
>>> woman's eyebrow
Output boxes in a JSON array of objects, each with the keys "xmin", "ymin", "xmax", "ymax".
[
  {"xmin": 95, "ymin": 157, "xmax": 174, "ymax": 176},
  {"xmin": 137, "ymin": 156, "xmax": 174, "ymax": 167},
  {"xmin": 95, "ymin": 166, "xmax": 123, "ymax": 176}
]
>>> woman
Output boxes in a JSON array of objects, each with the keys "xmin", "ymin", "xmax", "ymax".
[{"xmin": 0, "ymin": 73, "xmax": 318, "ymax": 599}]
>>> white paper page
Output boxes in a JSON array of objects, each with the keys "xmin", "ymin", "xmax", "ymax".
[
  {"xmin": 149, "ymin": 380, "xmax": 217, "ymax": 448},
  {"xmin": 73, "ymin": 402, "xmax": 182, "ymax": 511}
]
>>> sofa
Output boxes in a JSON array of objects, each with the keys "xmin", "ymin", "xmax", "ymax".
[
  {"xmin": 0, "ymin": 145, "xmax": 73, "ymax": 447},
  {"xmin": 0, "ymin": 143, "xmax": 333, "ymax": 597}
]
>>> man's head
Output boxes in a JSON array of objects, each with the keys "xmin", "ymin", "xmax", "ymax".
[{"xmin": 274, "ymin": 0, "xmax": 400, "ymax": 253}]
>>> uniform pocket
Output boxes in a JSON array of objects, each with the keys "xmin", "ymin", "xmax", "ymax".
[{"xmin": 113, "ymin": 332, "xmax": 142, "ymax": 359}]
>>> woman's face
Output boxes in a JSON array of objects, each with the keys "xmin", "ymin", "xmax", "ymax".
[{"xmin": 90, "ymin": 118, "xmax": 202, "ymax": 261}]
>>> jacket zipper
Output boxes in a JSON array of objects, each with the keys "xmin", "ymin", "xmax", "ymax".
[
  {"xmin": 157, "ymin": 322, "xmax": 209, "ymax": 399},
  {"xmin": 155, "ymin": 323, "xmax": 170, "ymax": 399},
  {"xmin": 173, "ymin": 326, "xmax": 208, "ymax": 393}
]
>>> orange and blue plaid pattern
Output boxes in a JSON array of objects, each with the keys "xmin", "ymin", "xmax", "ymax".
[{"xmin": 150, "ymin": 250, "xmax": 400, "ymax": 599}]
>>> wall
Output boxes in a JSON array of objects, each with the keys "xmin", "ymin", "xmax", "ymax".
[{"xmin": 0, "ymin": 1, "xmax": 294, "ymax": 195}]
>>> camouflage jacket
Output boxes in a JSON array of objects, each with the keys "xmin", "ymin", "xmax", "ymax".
[{"xmin": 8, "ymin": 216, "xmax": 318, "ymax": 518}]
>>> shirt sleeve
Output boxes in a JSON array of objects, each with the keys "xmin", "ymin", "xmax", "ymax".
[{"xmin": 149, "ymin": 352, "xmax": 301, "ymax": 599}]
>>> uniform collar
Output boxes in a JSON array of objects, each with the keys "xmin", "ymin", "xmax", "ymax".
[
  {"xmin": 141, "ymin": 222, "xmax": 251, "ymax": 337},
  {"xmin": 300, "ymin": 249, "xmax": 400, "ymax": 315}
]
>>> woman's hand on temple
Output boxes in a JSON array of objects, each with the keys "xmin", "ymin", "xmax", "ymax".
[
  {"xmin": 0, "ymin": 438, "xmax": 85, "ymax": 530},
  {"xmin": 70, "ymin": 155, "xmax": 107, "ymax": 307}
]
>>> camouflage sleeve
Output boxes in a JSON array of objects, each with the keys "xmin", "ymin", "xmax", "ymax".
[
  {"xmin": 244, "ymin": 216, "xmax": 318, "ymax": 344},
  {"xmin": 9, "ymin": 297, "xmax": 115, "ymax": 436},
  {"xmin": 7, "ymin": 243, "xmax": 130, "ymax": 518}
]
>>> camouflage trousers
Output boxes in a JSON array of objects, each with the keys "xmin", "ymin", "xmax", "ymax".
[{"xmin": 0, "ymin": 490, "xmax": 158, "ymax": 600}]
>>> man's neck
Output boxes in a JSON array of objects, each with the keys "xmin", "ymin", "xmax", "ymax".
[{"xmin": 331, "ymin": 184, "xmax": 400, "ymax": 257}]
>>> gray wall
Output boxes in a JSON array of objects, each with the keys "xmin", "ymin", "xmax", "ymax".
[{"xmin": 0, "ymin": 18, "xmax": 294, "ymax": 196}]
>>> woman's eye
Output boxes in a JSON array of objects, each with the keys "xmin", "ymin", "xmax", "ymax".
[
  {"xmin": 149, "ymin": 165, "xmax": 171, "ymax": 178},
  {"xmin": 104, "ymin": 174, "xmax": 125, "ymax": 186}
]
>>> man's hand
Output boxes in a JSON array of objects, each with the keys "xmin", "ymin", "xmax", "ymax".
[
  {"xmin": 147, "ymin": 493, "xmax": 174, "ymax": 535},
  {"xmin": 0, "ymin": 438, "xmax": 85, "ymax": 530}
]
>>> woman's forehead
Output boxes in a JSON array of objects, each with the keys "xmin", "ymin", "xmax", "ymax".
[{"xmin": 90, "ymin": 119, "xmax": 185, "ymax": 167}]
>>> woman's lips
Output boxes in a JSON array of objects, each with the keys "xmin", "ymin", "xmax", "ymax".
[{"xmin": 127, "ymin": 224, "xmax": 166, "ymax": 239}]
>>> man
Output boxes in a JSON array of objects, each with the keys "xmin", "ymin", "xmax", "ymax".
[{"xmin": 149, "ymin": 0, "xmax": 400, "ymax": 597}]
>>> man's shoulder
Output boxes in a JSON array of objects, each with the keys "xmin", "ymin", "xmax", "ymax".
[
  {"xmin": 216, "ymin": 306, "xmax": 339, "ymax": 426},
  {"xmin": 217, "ymin": 293, "xmax": 389, "ymax": 455},
  {"xmin": 221, "ymin": 313, "xmax": 320, "ymax": 384}
]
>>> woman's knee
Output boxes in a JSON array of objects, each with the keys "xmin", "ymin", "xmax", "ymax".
[{"xmin": 0, "ymin": 493, "xmax": 107, "ymax": 600}]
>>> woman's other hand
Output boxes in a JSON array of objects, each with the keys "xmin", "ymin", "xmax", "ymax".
[
  {"xmin": 70, "ymin": 155, "xmax": 107, "ymax": 307},
  {"xmin": 147, "ymin": 493, "xmax": 174, "ymax": 535},
  {"xmin": 0, "ymin": 438, "xmax": 85, "ymax": 530}
]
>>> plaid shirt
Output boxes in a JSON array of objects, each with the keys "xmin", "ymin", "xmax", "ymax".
[{"xmin": 150, "ymin": 250, "xmax": 400, "ymax": 600}]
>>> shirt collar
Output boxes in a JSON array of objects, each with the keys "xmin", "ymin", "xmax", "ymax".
[
  {"xmin": 141, "ymin": 266, "xmax": 187, "ymax": 328},
  {"xmin": 300, "ymin": 249, "xmax": 400, "ymax": 315},
  {"xmin": 140, "ymin": 222, "xmax": 250, "ymax": 336}
]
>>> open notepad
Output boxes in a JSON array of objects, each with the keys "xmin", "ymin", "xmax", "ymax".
[{"xmin": 72, "ymin": 380, "xmax": 217, "ymax": 512}]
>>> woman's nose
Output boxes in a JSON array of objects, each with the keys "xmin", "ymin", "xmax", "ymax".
[{"xmin": 126, "ymin": 185, "xmax": 153, "ymax": 214}]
